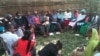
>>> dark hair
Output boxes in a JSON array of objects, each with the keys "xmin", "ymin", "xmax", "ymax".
[
  {"xmin": 16, "ymin": 12, "xmax": 19, "ymax": 16},
  {"xmin": 5, "ymin": 24, "xmax": 13, "ymax": 31},
  {"xmin": 87, "ymin": 27, "xmax": 92, "ymax": 33},
  {"xmin": 22, "ymin": 30, "xmax": 32, "ymax": 54},
  {"xmin": 27, "ymin": 25, "xmax": 34, "ymax": 30},
  {"xmin": 56, "ymin": 40, "xmax": 62, "ymax": 50},
  {"xmin": 22, "ymin": 30, "xmax": 31, "ymax": 40}
]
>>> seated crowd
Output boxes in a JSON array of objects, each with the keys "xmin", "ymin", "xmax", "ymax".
[
  {"xmin": 0, "ymin": 8, "xmax": 100, "ymax": 56},
  {"xmin": 0, "ymin": 9, "xmax": 100, "ymax": 37}
]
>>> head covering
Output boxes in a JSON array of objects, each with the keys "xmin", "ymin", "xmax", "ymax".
[
  {"xmin": 81, "ymin": 9, "xmax": 86, "ymax": 14},
  {"xmin": 83, "ymin": 28, "xmax": 99, "ymax": 56}
]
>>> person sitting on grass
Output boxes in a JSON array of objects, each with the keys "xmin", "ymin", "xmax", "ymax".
[
  {"xmin": 0, "ymin": 24, "xmax": 19, "ymax": 56},
  {"xmin": 83, "ymin": 28, "xmax": 99, "ymax": 56},
  {"xmin": 38, "ymin": 40, "xmax": 62, "ymax": 56},
  {"xmin": 13, "ymin": 30, "xmax": 35, "ymax": 56},
  {"xmin": 26, "ymin": 25, "xmax": 36, "ymax": 56}
]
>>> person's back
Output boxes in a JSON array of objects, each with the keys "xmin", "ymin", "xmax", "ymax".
[
  {"xmin": 38, "ymin": 40, "xmax": 62, "ymax": 56},
  {"xmin": 38, "ymin": 43, "xmax": 58, "ymax": 56},
  {"xmin": 15, "ymin": 39, "xmax": 35, "ymax": 56},
  {"xmin": 0, "ymin": 31, "xmax": 18, "ymax": 56},
  {"xmin": 13, "ymin": 30, "xmax": 35, "ymax": 56}
]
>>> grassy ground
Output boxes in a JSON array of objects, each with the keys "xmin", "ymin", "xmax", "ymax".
[
  {"xmin": 0, "ymin": 31, "xmax": 87, "ymax": 56},
  {"xmin": 36, "ymin": 31, "xmax": 87, "ymax": 56}
]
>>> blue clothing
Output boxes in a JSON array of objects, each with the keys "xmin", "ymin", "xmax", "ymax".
[
  {"xmin": 57, "ymin": 13, "xmax": 64, "ymax": 22},
  {"xmin": 0, "ymin": 26, "xmax": 4, "ymax": 33},
  {"xmin": 52, "ymin": 13, "xmax": 57, "ymax": 22},
  {"xmin": 71, "ymin": 13, "xmax": 77, "ymax": 19},
  {"xmin": 39, "ymin": 15, "xmax": 44, "ymax": 22}
]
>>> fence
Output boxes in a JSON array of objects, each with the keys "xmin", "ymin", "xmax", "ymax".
[{"xmin": 0, "ymin": 0, "xmax": 88, "ymax": 16}]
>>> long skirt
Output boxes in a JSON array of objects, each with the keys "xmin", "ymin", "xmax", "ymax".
[
  {"xmin": 64, "ymin": 20, "xmax": 70, "ymax": 28},
  {"xmin": 80, "ymin": 22, "xmax": 90, "ymax": 35}
]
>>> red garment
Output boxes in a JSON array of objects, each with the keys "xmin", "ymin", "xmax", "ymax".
[
  {"xmin": 14, "ymin": 39, "xmax": 35, "ymax": 56},
  {"xmin": 85, "ymin": 17, "xmax": 89, "ymax": 23},
  {"xmin": 64, "ymin": 20, "xmax": 70, "ymax": 28},
  {"xmin": 31, "ymin": 33, "xmax": 35, "ymax": 40},
  {"xmin": 34, "ymin": 16, "xmax": 40, "ymax": 24}
]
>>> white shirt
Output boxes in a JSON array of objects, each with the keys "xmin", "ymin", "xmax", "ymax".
[
  {"xmin": 14, "ymin": 27, "xmax": 24, "ymax": 38},
  {"xmin": 42, "ymin": 16, "xmax": 50, "ymax": 25},
  {"xmin": 76, "ymin": 14, "xmax": 86, "ymax": 22},
  {"xmin": 64, "ymin": 11, "xmax": 72, "ymax": 20},
  {"xmin": 0, "ymin": 32, "xmax": 19, "ymax": 56}
]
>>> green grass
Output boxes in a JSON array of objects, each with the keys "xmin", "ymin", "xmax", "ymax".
[
  {"xmin": 36, "ymin": 31, "xmax": 87, "ymax": 56},
  {"xmin": 0, "ymin": 31, "xmax": 87, "ymax": 56}
]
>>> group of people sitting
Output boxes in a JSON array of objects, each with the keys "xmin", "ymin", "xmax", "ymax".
[
  {"xmin": 0, "ymin": 8, "xmax": 100, "ymax": 37},
  {"xmin": 0, "ymin": 24, "xmax": 62, "ymax": 56},
  {"xmin": 0, "ymin": 9, "xmax": 63, "ymax": 56},
  {"xmin": 0, "ymin": 8, "xmax": 100, "ymax": 56}
]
